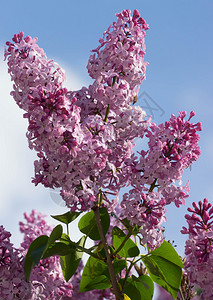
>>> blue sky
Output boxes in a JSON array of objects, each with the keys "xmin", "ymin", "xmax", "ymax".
[{"xmin": 0, "ymin": 0, "xmax": 213, "ymax": 270}]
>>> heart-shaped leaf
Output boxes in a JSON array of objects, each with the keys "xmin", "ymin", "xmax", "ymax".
[{"xmin": 78, "ymin": 207, "xmax": 110, "ymax": 241}]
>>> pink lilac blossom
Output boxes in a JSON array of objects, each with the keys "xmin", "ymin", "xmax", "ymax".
[
  {"xmin": 181, "ymin": 199, "xmax": 213, "ymax": 299},
  {"xmin": 129, "ymin": 111, "xmax": 201, "ymax": 202},
  {"xmin": 19, "ymin": 210, "xmax": 73, "ymax": 299},
  {"xmin": 87, "ymin": 9, "xmax": 149, "ymax": 109},
  {"xmin": 0, "ymin": 226, "xmax": 32, "ymax": 299},
  {"xmin": 5, "ymin": 9, "xmax": 148, "ymax": 212},
  {"xmin": 5, "ymin": 32, "xmax": 65, "ymax": 110},
  {"xmin": 120, "ymin": 111, "xmax": 201, "ymax": 249},
  {"xmin": 121, "ymin": 190, "xmax": 166, "ymax": 249},
  {"xmin": 0, "ymin": 212, "xmax": 74, "ymax": 299}
]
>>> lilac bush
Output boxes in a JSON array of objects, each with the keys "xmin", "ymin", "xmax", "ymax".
[{"xmin": 1, "ymin": 8, "xmax": 212, "ymax": 299}]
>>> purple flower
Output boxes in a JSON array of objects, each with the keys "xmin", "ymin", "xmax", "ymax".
[{"xmin": 181, "ymin": 199, "xmax": 213, "ymax": 299}]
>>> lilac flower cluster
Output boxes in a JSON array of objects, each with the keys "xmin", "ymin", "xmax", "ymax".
[
  {"xmin": 181, "ymin": 199, "xmax": 213, "ymax": 299},
  {"xmin": 5, "ymin": 9, "xmax": 203, "ymax": 253},
  {"xmin": 5, "ymin": 9, "xmax": 148, "ymax": 213},
  {"xmin": 86, "ymin": 9, "xmax": 148, "ymax": 110},
  {"xmin": 19, "ymin": 210, "xmax": 73, "ymax": 299},
  {"xmin": 0, "ymin": 212, "xmax": 73, "ymax": 299},
  {"xmin": 121, "ymin": 111, "xmax": 201, "ymax": 249},
  {"xmin": 0, "ymin": 225, "xmax": 32, "ymax": 299}
]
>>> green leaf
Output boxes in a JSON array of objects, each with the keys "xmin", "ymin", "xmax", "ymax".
[
  {"xmin": 113, "ymin": 259, "xmax": 126, "ymax": 275},
  {"xmin": 141, "ymin": 241, "xmax": 183, "ymax": 299},
  {"xmin": 134, "ymin": 275, "xmax": 154, "ymax": 299},
  {"xmin": 24, "ymin": 225, "xmax": 63, "ymax": 282},
  {"xmin": 24, "ymin": 235, "xmax": 49, "ymax": 282},
  {"xmin": 31, "ymin": 243, "xmax": 47, "ymax": 265},
  {"xmin": 112, "ymin": 226, "xmax": 139, "ymax": 258},
  {"xmin": 120, "ymin": 275, "xmax": 154, "ymax": 300},
  {"xmin": 42, "ymin": 242, "xmax": 71, "ymax": 258},
  {"xmin": 60, "ymin": 235, "xmax": 86, "ymax": 282},
  {"xmin": 142, "ymin": 255, "xmax": 182, "ymax": 299},
  {"xmin": 51, "ymin": 211, "xmax": 82, "ymax": 225},
  {"xmin": 78, "ymin": 207, "xmax": 110, "ymax": 241},
  {"xmin": 79, "ymin": 247, "xmax": 126, "ymax": 292},
  {"xmin": 82, "ymin": 275, "xmax": 111, "ymax": 291},
  {"xmin": 149, "ymin": 241, "xmax": 184, "ymax": 268},
  {"xmin": 79, "ymin": 255, "xmax": 111, "ymax": 292},
  {"xmin": 44, "ymin": 224, "xmax": 63, "ymax": 253}
]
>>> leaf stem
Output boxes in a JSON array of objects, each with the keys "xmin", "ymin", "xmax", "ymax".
[
  {"xmin": 93, "ymin": 206, "xmax": 123, "ymax": 300},
  {"xmin": 149, "ymin": 178, "xmax": 157, "ymax": 192},
  {"xmin": 179, "ymin": 285, "xmax": 185, "ymax": 300},
  {"xmin": 66, "ymin": 223, "xmax": 69, "ymax": 236},
  {"xmin": 61, "ymin": 238, "xmax": 104, "ymax": 261},
  {"xmin": 113, "ymin": 231, "xmax": 132, "ymax": 257},
  {"xmin": 121, "ymin": 257, "xmax": 136, "ymax": 289},
  {"xmin": 104, "ymin": 104, "xmax": 110, "ymax": 122}
]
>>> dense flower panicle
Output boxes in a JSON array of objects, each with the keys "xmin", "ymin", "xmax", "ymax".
[
  {"xmin": 5, "ymin": 31, "xmax": 65, "ymax": 110},
  {"xmin": 6, "ymin": 16, "xmax": 148, "ymax": 212},
  {"xmin": 5, "ymin": 33, "xmax": 85, "ymax": 199},
  {"xmin": 87, "ymin": 9, "xmax": 149, "ymax": 109},
  {"xmin": 0, "ymin": 226, "xmax": 14, "ymax": 268},
  {"xmin": 19, "ymin": 210, "xmax": 73, "ymax": 299},
  {"xmin": 121, "ymin": 190, "xmax": 166, "ymax": 249},
  {"xmin": 63, "ymin": 9, "xmax": 149, "ymax": 210},
  {"xmin": 0, "ymin": 226, "xmax": 32, "ymax": 299},
  {"xmin": 128, "ymin": 111, "xmax": 201, "ymax": 207},
  {"xmin": 1, "ymin": 211, "xmax": 73, "ymax": 299},
  {"xmin": 119, "ymin": 111, "xmax": 202, "ymax": 249},
  {"xmin": 26, "ymin": 87, "xmax": 83, "ymax": 155},
  {"xmin": 181, "ymin": 199, "xmax": 213, "ymax": 299},
  {"xmin": 19, "ymin": 210, "xmax": 53, "ymax": 249}
]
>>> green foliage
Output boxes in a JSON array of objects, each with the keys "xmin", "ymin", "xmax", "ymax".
[
  {"xmin": 79, "ymin": 256, "xmax": 111, "ymax": 292},
  {"xmin": 51, "ymin": 211, "xmax": 82, "ymax": 224},
  {"xmin": 42, "ymin": 242, "xmax": 71, "ymax": 258},
  {"xmin": 43, "ymin": 224, "xmax": 63, "ymax": 253},
  {"xmin": 60, "ymin": 235, "xmax": 86, "ymax": 282},
  {"xmin": 78, "ymin": 207, "xmax": 110, "ymax": 240},
  {"xmin": 149, "ymin": 241, "xmax": 183, "ymax": 268},
  {"xmin": 79, "ymin": 251, "xmax": 126, "ymax": 292},
  {"xmin": 24, "ymin": 225, "xmax": 63, "ymax": 282},
  {"xmin": 120, "ymin": 275, "xmax": 154, "ymax": 300},
  {"xmin": 141, "ymin": 241, "xmax": 183, "ymax": 299},
  {"xmin": 112, "ymin": 226, "xmax": 140, "ymax": 258},
  {"xmin": 24, "ymin": 212, "xmax": 183, "ymax": 300},
  {"xmin": 24, "ymin": 235, "xmax": 49, "ymax": 282}
]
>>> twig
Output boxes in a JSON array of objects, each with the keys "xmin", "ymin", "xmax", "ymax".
[
  {"xmin": 61, "ymin": 238, "xmax": 104, "ymax": 261},
  {"xmin": 93, "ymin": 206, "xmax": 123, "ymax": 300}
]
